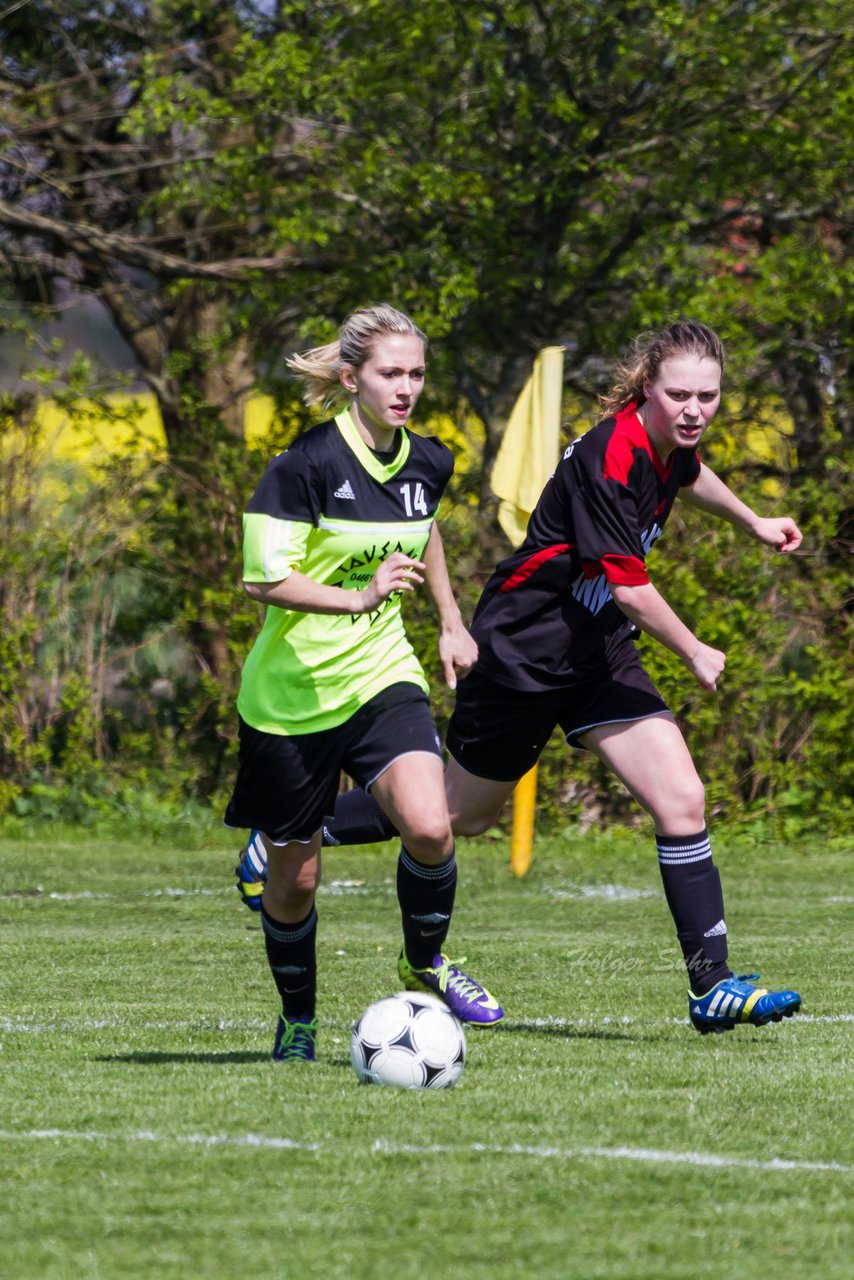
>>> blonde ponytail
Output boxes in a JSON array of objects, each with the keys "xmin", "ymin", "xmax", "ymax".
[{"xmin": 285, "ymin": 340, "xmax": 344, "ymax": 409}]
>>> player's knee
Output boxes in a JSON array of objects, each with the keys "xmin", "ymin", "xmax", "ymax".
[
  {"xmin": 262, "ymin": 881, "xmax": 316, "ymax": 921},
  {"xmin": 683, "ymin": 775, "xmax": 706, "ymax": 824},
  {"xmin": 656, "ymin": 774, "xmax": 706, "ymax": 828},
  {"xmin": 266, "ymin": 850, "xmax": 320, "ymax": 907},
  {"xmin": 402, "ymin": 818, "xmax": 454, "ymax": 862},
  {"xmin": 292, "ymin": 862, "xmax": 321, "ymax": 898}
]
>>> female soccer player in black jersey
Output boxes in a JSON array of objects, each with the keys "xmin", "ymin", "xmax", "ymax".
[
  {"xmin": 440, "ymin": 322, "xmax": 803, "ymax": 1032},
  {"xmin": 225, "ymin": 304, "xmax": 503, "ymax": 1062},
  {"xmin": 240, "ymin": 320, "xmax": 803, "ymax": 1035}
]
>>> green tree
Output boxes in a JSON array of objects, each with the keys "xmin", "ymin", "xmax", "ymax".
[
  {"xmin": 3, "ymin": 2, "xmax": 849, "ymax": 460},
  {"xmin": 1, "ymin": 1, "xmax": 849, "ymax": 818}
]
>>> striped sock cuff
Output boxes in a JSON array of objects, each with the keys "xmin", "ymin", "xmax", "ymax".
[
  {"xmin": 261, "ymin": 906, "xmax": 318, "ymax": 945},
  {"xmin": 399, "ymin": 845, "xmax": 456, "ymax": 883},
  {"xmin": 656, "ymin": 830, "xmax": 712, "ymax": 866}
]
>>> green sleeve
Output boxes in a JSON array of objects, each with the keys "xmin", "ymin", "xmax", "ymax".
[{"xmin": 242, "ymin": 512, "xmax": 312, "ymax": 582}]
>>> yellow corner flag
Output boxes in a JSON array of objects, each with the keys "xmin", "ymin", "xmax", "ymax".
[
  {"xmin": 490, "ymin": 347, "xmax": 564, "ymax": 877},
  {"xmin": 490, "ymin": 345, "xmax": 565, "ymax": 549}
]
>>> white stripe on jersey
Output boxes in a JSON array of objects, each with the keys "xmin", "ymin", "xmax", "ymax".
[
  {"xmin": 317, "ymin": 515, "xmax": 434, "ymax": 538},
  {"xmin": 263, "ymin": 515, "xmax": 299, "ymax": 582}
]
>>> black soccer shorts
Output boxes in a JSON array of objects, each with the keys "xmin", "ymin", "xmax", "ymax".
[
  {"xmin": 446, "ymin": 644, "xmax": 670, "ymax": 782},
  {"xmin": 224, "ymin": 682, "xmax": 441, "ymax": 844}
]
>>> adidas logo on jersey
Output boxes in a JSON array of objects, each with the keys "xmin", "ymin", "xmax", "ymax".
[
  {"xmin": 334, "ymin": 479, "xmax": 356, "ymax": 500},
  {"xmin": 703, "ymin": 919, "xmax": 728, "ymax": 938}
]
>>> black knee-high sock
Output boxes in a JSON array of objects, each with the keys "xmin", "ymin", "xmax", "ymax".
[
  {"xmin": 397, "ymin": 845, "xmax": 457, "ymax": 969},
  {"xmin": 322, "ymin": 787, "xmax": 399, "ymax": 847},
  {"xmin": 261, "ymin": 902, "xmax": 318, "ymax": 1020},
  {"xmin": 657, "ymin": 830, "xmax": 732, "ymax": 996}
]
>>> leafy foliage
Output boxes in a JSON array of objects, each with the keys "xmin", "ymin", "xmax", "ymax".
[{"xmin": 0, "ymin": 2, "xmax": 850, "ymax": 831}]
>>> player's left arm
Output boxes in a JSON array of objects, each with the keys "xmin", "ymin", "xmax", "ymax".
[
  {"xmin": 680, "ymin": 462, "xmax": 802, "ymax": 552},
  {"xmin": 422, "ymin": 522, "xmax": 478, "ymax": 689}
]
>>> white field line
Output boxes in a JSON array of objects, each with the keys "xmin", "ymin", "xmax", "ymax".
[
  {"xmin": 538, "ymin": 884, "xmax": 659, "ymax": 901},
  {"xmin": 3, "ymin": 885, "xmax": 850, "ymax": 903},
  {"xmin": 2, "ymin": 1013, "xmax": 852, "ymax": 1035},
  {"xmin": 0, "ymin": 880, "xmax": 390, "ymax": 901},
  {"xmin": 0, "ymin": 1128, "xmax": 849, "ymax": 1176},
  {"xmin": 0, "ymin": 1128, "xmax": 319, "ymax": 1152},
  {"xmin": 371, "ymin": 1139, "xmax": 854, "ymax": 1176},
  {"xmin": 0, "ymin": 1016, "xmax": 273, "ymax": 1033},
  {"xmin": 0, "ymin": 883, "xmax": 642, "ymax": 903}
]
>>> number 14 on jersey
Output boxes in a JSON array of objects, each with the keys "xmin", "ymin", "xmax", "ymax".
[{"xmin": 399, "ymin": 482, "xmax": 428, "ymax": 517}]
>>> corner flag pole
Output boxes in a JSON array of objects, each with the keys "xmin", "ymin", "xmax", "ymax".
[
  {"xmin": 510, "ymin": 765, "xmax": 539, "ymax": 877},
  {"xmin": 489, "ymin": 346, "xmax": 564, "ymax": 877}
]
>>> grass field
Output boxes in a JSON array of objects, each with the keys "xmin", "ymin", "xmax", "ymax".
[{"xmin": 1, "ymin": 828, "xmax": 852, "ymax": 1279}]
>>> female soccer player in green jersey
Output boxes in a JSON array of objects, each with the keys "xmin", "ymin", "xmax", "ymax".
[{"xmin": 225, "ymin": 304, "xmax": 503, "ymax": 1062}]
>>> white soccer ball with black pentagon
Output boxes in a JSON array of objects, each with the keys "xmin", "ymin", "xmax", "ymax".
[{"xmin": 350, "ymin": 991, "xmax": 466, "ymax": 1089}]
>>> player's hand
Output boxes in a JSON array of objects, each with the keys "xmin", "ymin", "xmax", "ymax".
[
  {"xmin": 359, "ymin": 552, "xmax": 425, "ymax": 612},
  {"xmin": 686, "ymin": 642, "xmax": 726, "ymax": 691},
  {"xmin": 438, "ymin": 622, "xmax": 478, "ymax": 690},
  {"xmin": 752, "ymin": 516, "xmax": 803, "ymax": 553}
]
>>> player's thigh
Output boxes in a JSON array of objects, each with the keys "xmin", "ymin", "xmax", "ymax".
[
  {"xmin": 344, "ymin": 684, "xmax": 450, "ymax": 855},
  {"xmin": 263, "ymin": 831, "xmax": 323, "ymax": 919},
  {"xmin": 580, "ymin": 714, "xmax": 706, "ymax": 832},
  {"xmin": 444, "ymin": 667, "xmax": 555, "ymax": 835},
  {"xmin": 444, "ymin": 755, "xmax": 517, "ymax": 837},
  {"xmin": 370, "ymin": 751, "xmax": 452, "ymax": 851}
]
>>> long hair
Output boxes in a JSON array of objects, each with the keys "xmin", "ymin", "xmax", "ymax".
[
  {"xmin": 286, "ymin": 304, "xmax": 428, "ymax": 410},
  {"xmin": 600, "ymin": 321, "xmax": 725, "ymax": 417}
]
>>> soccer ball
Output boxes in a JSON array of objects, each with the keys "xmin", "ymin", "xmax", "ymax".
[{"xmin": 350, "ymin": 991, "xmax": 466, "ymax": 1089}]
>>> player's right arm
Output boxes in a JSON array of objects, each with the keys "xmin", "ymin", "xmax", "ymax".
[
  {"xmin": 241, "ymin": 445, "xmax": 425, "ymax": 616},
  {"xmin": 610, "ymin": 580, "xmax": 726, "ymax": 691},
  {"xmin": 243, "ymin": 554, "xmax": 425, "ymax": 616}
]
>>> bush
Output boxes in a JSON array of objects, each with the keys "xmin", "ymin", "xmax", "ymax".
[{"xmin": 2, "ymin": 384, "xmax": 850, "ymax": 838}]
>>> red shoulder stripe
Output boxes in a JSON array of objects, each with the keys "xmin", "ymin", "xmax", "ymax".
[
  {"xmin": 499, "ymin": 543, "xmax": 572, "ymax": 593},
  {"xmin": 602, "ymin": 420, "xmax": 638, "ymax": 485},
  {"xmin": 603, "ymin": 404, "xmax": 673, "ymax": 483}
]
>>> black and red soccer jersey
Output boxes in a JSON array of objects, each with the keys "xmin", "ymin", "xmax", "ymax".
[{"xmin": 472, "ymin": 403, "xmax": 701, "ymax": 692}]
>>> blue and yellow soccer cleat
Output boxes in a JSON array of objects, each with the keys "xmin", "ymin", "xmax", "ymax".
[
  {"xmin": 689, "ymin": 973, "xmax": 801, "ymax": 1034},
  {"xmin": 398, "ymin": 950, "xmax": 504, "ymax": 1026},
  {"xmin": 272, "ymin": 1014, "xmax": 318, "ymax": 1062},
  {"xmin": 234, "ymin": 829, "xmax": 268, "ymax": 912}
]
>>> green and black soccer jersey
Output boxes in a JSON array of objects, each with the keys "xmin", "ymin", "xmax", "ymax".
[{"xmin": 238, "ymin": 408, "xmax": 454, "ymax": 735}]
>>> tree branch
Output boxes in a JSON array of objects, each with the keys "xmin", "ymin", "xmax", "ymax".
[{"xmin": 0, "ymin": 197, "xmax": 302, "ymax": 280}]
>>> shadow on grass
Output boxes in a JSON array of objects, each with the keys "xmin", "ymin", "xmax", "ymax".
[
  {"xmin": 98, "ymin": 1050, "xmax": 358, "ymax": 1068},
  {"xmin": 96, "ymin": 1051, "xmax": 269, "ymax": 1065},
  {"xmin": 498, "ymin": 1021, "xmax": 657, "ymax": 1042}
]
